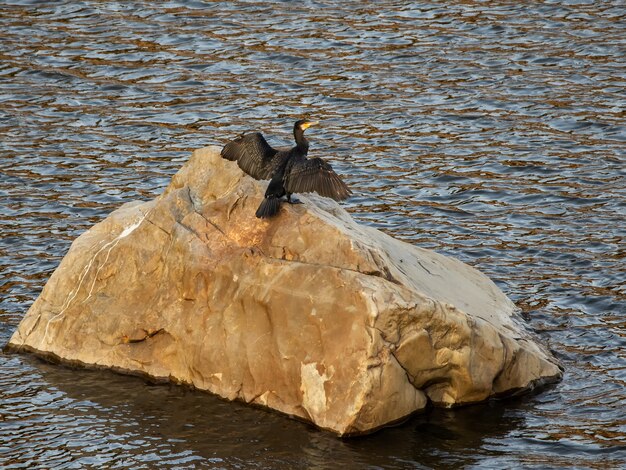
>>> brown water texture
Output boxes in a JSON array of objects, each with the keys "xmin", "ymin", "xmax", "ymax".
[{"xmin": 1, "ymin": 1, "xmax": 625, "ymax": 468}]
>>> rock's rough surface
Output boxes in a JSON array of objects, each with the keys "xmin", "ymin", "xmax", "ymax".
[{"xmin": 8, "ymin": 146, "xmax": 562, "ymax": 435}]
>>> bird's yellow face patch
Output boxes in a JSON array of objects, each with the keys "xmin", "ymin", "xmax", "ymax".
[{"xmin": 300, "ymin": 121, "xmax": 318, "ymax": 130}]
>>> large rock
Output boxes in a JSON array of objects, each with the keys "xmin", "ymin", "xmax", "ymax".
[{"xmin": 8, "ymin": 146, "xmax": 562, "ymax": 435}]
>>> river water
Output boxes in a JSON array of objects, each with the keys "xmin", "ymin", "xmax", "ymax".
[{"xmin": 1, "ymin": 1, "xmax": 624, "ymax": 468}]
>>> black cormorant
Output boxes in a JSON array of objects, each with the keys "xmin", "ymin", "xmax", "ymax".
[{"xmin": 221, "ymin": 119, "xmax": 351, "ymax": 218}]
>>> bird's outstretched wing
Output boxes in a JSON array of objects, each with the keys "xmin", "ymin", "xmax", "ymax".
[
  {"xmin": 221, "ymin": 132, "xmax": 277, "ymax": 180},
  {"xmin": 284, "ymin": 157, "xmax": 352, "ymax": 201}
]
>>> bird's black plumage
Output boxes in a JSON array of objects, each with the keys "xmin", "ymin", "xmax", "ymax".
[{"xmin": 221, "ymin": 119, "xmax": 351, "ymax": 218}]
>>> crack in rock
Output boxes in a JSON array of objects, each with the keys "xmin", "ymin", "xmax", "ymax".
[{"xmin": 121, "ymin": 328, "xmax": 166, "ymax": 344}]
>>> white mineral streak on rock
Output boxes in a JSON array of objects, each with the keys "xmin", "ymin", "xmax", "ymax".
[
  {"xmin": 41, "ymin": 209, "xmax": 152, "ymax": 345},
  {"xmin": 9, "ymin": 146, "xmax": 563, "ymax": 436}
]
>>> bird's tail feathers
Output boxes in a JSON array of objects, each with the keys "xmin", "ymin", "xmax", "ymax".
[{"xmin": 255, "ymin": 196, "xmax": 281, "ymax": 218}]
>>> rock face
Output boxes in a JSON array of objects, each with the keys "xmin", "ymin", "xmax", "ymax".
[{"xmin": 8, "ymin": 146, "xmax": 562, "ymax": 436}]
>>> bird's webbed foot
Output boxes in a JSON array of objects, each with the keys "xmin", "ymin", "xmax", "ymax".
[{"xmin": 286, "ymin": 194, "xmax": 304, "ymax": 205}]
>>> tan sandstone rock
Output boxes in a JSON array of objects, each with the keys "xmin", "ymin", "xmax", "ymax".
[{"xmin": 8, "ymin": 146, "xmax": 562, "ymax": 435}]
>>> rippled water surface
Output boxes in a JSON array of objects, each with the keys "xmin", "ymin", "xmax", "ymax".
[{"xmin": 1, "ymin": 1, "xmax": 625, "ymax": 468}]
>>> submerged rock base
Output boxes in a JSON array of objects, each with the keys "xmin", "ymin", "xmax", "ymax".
[{"xmin": 8, "ymin": 146, "xmax": 562, "ymax": 436}]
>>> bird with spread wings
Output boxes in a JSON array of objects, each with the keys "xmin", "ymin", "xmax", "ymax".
[{"xmin": 221, "ymin": 119, "xmax": 351, "ymax": 218}]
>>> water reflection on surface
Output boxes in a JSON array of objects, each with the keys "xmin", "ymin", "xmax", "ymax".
[{"xmin": 1, "ymin": 1, "xmax": 625, "ymax": 468}]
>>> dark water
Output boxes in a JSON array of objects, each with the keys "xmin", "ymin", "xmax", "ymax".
[{"xmin": 1, "ymin": 0, "xmax": 625, "ymax": 468}]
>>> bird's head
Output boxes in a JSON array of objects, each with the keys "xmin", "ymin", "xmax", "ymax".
[{"xmin": 295, "ymin": 119, "xmax": 318, "ymax": 133}]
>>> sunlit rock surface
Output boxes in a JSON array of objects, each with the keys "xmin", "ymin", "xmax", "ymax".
[{"xmin": 8, "ymin": 146, "xmax": 562, "ymax": 436}]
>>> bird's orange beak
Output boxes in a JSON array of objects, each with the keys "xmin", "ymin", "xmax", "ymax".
[{"xmin": 301, "ymin": 120, "xmax": 318, "ymax": 130}]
